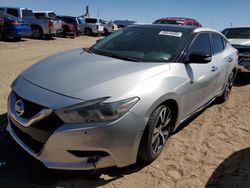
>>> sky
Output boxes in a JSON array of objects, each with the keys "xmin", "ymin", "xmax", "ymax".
[{"xmin": 1, "ymin": 0, "xmax": 250, "ymax": 30}]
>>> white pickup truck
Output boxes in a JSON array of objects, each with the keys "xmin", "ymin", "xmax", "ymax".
[
  {"xmin": 222, "ymin": 27, "xmax": 250, "ymax": 71},
  {"xmin": 0, "ymin": 7, "xmax": 62, "ymax": 39}
]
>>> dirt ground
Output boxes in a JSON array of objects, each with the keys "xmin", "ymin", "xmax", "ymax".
[{"xmin": 0, "ymin": 36, "xmax": 249, "ymax": 188}]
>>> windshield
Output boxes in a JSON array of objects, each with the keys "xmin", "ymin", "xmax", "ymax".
[
  {"xmin": 77, "ymin": 17, "xmax": 85, "ymax": 24},
  {"xmin": 222, "ymin": 28, "xmax": 250, "ymax": 39},
  {"xmin": 91, "ymin": 27, "xmax": 190, "ymax": 62},
  {"xmin": 22, "ymin": 9, "xmax": 35, "ymax": 18},
  {"xmin": 85, "ymin": 18, "xmax": 98, "ymax": 23}
]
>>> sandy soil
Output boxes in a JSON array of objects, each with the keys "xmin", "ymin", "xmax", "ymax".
[{"xmin": 0, "ymin": 36, "xmax": 249, "ymax": 188}]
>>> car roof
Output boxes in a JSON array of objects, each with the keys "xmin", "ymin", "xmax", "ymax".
[
  {"xmin": 33, "ymin": 11, "xmax": 54, "ymax": 13},
  {"xmin": 223, "ymin": 26, "xmax": 250, "ymax": 30},
  {"xmin": 129, "ymin": 24, "xmax": 221, "ymax": 34},
  {"xmin": 0, "ymin": 7, "xmax": 31, "ymax": 10},
  {"xmin": 129, "ymin": 24, "xmax": 197, "ymax": 32},
  {"xmin": 56, "ymin": 15, "xmax": 77, "ymax": 18},
  {"xmin": 159, "ymin": 17, "xmax": 198, "ymax": 21}
]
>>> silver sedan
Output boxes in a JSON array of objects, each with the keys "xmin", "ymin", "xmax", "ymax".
[{"xmin": 7, "ymin": 25, "xmax": 238, "ymax": 170}]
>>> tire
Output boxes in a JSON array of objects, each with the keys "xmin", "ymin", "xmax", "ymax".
[
  {"xmin": 84, "ymin": 28, "xmax": 92, "ymax": 36},
  {"xmin": 0, "ymin": 31, "xmax": 3, "ymax": 41},
  {"xmin": 13, "ymin": 37, "xmax": 21, "ymax": 42},
  {"xmin": 218, "ymin": 71, "xmax": 235, "ymax": 103},
  {"xmin": 44, "ymin": 35, "xmax": 53, "ymax": 40},
  {"xmin": 138, "ymin": 104, "xmax": 175, "ymax": 162},
  {"xmin": 104, "ymin": 29, "xmax": 109, "ymax": 36},
  {"xmin": 32, "ymin": 27, "xmax": 43, "ymax": 39}
]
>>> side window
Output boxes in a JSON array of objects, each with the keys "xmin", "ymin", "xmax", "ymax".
[
  {"xmin": 189, "ymin": 33, "xmax": 211, "ymax": 55},
  {"xmin": 211, "ymin": 33, "xmax": 224, "ymax": 55},
  {"xmin": 187, "ymin": 22, "xmax": 193, "ymax": 26},
  {"xmin": 7, "ymin": 8, "xmax": 18, "ymax": 17}
]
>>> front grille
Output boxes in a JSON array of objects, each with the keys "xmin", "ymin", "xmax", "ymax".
[
  {"xmin": 9, "ymin": 92, "xmax": 64, "ymax": 154},
  {"xmin": 15, "ymin": 94, "xmax": 43, "ymax": 118},
  {"xmin": 237, "ymin": 48, "xmax": 250, "ymax": 54}
]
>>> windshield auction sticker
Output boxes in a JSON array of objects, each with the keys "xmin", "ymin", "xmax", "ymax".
[{"xmin": 159, "ymin": 31, "xmax": 183, "ymax": 37}]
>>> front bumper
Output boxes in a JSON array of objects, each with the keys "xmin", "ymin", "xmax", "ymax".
[
  {"xmin": 7, "ymin": 77, "xmax": 147, "ymax": 170},
  {"xmin": 4, "ymin": 30, "xmax": 32, "ymax": 38}
]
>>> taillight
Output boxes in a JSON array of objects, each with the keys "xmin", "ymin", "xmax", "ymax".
[
  {"xmin": 9, "ymin": 21, "xmax": 22, "ymax": 25},
  {"xmin": 49, "ymin": 20, "xmax": 54, "ymax": 29}
]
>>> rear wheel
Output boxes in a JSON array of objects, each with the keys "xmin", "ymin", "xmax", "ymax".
[
  {"xmin": 32, "ymin": 27, "xmax": 43, "ymax": 39},
  {"xmin": 139, "ymin": 104, "xmax": 175, "ymax": 161},
  {"xmin": 219, "ymin": 71, "xmax": 235, "ymax": 102}
]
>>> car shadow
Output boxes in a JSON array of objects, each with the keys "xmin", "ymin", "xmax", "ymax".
[
  {"xmin": 234, "ymin": 71, "xmax": 250, "ymax": 87},
  {"xmin": 206, "ymin": 147, "xmax": 250, "ymax": 188},
  {"xmin": 2, "ymin": 38, "xmax": 27, "ymax": 43},
  {"xmin": 0, "ymin": 113, "xmax": 149, "ymax": 188}
]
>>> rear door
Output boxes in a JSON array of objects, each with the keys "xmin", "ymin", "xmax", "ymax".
[
  {"xmin": 210, "ymin": 32, "xmax": 233, "ymax": 95},
  {"xmin": 183, "ymin": 32, "xmax": 218, "ymax": 114}
]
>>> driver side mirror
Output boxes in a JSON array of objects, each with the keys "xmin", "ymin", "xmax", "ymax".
[{"xmin": 186, "ymin": 52, "xmax": 212, "ymax": 63}]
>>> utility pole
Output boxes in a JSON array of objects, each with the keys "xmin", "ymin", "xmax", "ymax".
[{"xmin": 98, "ymin": 9, "xmax": 100, "ymax": 18}]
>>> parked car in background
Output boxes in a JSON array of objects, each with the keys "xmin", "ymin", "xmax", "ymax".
[
  {"xmin": 1, "ymin": 13, "xmax": 32, "ymax": 41},
  {"xmin": 222, "ymin": 27, "xmax": 250, "ymax": 71},
  {"xmin": 0, "ymin": 12, "xmax": 3, "ymax": 40},
  {"xmin": 153, "ymin": 17, "xmax": 202, "ymax": 27},
  {"xmin": 113, "ymin": 20, "xmax": 135, "ymax": 28},
  {"xmin": 7, "ymin": 25, "xmax": 237, "ymax": 170},
  {"xmin": 58, "ymin": 21, "xmax": 76, "ymax": 38},
  {"xmin": 100, "ymin": 20, "xmax": 118, "ymax": 35},
  {"xmin": 82, "ymin": 17, "xmax": 104, "ymax": 36},
  {"xmin": 0, "ymin": 7, "xmax": 62, "ymax": 39},
  {"xmin": 33, "ymin": 11, "xmax": 75, "ymax": 38},
  {"xmin": 56, "ymin": 16, "xmax": 85, "ymax": 36}
]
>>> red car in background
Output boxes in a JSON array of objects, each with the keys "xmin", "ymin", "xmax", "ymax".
[{"xmin": 153, "ymin": 17, "xmax": 202, "ymax": 27}]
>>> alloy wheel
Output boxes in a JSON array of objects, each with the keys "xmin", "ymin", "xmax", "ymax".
[{"xmin": 151, "ymin": 107, "xmax": 171, "ymax": 155}]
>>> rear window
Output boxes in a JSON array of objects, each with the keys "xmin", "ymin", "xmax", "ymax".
[
  {"xmin": 211, "ymin": 33, "xmax": 225, "ymax": 55},
  {"xmin": 7, "ymin": 8, "xmax": 18, "ymax": 17},
  {"xmin": 153, "ymin": 19, "xmax": 185, "ymax": 25},
  {"xmin": 59, "ymin": 17, "xmax": 76, "ymax": 24},
  {"xmin": 22, "ymin": 9, "xmax": 35, "ymax": 18},
  {"xmin": 48, "ymin": 12, "xmax": 56, "ymax": 17},
  {"xmin": 34, "ymin": 13, "xmax": 45, "ymax": 17},
  {"xmin": 85, "ymin": 18, "xmax": 98, "ymax": 23}
]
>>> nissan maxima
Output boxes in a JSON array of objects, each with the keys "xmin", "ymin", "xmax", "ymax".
[{"xmin": 7, "ymin": 25, "xmax": 238, "ymax": 170}]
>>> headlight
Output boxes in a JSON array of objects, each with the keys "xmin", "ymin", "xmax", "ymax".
[{"xmin": 55, "ymin": 97, "xmax": 139, "ymax": 123}]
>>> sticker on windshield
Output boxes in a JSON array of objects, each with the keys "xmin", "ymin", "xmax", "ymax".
[{"xmin": 159, "ymin": 31, "xmax": 183, "ymax": 37}]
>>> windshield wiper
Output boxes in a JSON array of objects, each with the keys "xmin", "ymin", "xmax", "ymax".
[
  {"xmin": 110, "ymin": 53, "xmax": 141, "ymax": 62},
  {"xmin": 83, "ymin": 48, "xmax": 95, "ymax": 54},
  {"xmin": 94, "ymin": 50, "xmax": 141, "ymax": 62}
]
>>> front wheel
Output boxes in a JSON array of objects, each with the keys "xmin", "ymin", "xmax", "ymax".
[
  {"xmin": 138, "ymin": 104, "xmax": 174, "ymax": 162},
  {"xmin": 84, "ymin": 28, "xmax": 92, "ymax": 36}
]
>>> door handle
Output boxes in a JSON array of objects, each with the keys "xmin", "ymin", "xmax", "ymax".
[
  {"xmin": 228, "ymin": 57, "xmax": 233, "ymax": 62},
  {"xmin": 211, "ymin": 66, "xmax": 218, "ymax": 72}
]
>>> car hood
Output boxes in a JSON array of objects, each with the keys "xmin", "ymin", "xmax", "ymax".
[
  {"xmin": 21, "ymin": 49, "xmax": 170, "ymax": 101},
  {"xmin": 229, "ymin": 39, "xmax": 250, "ymax": 47}
]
